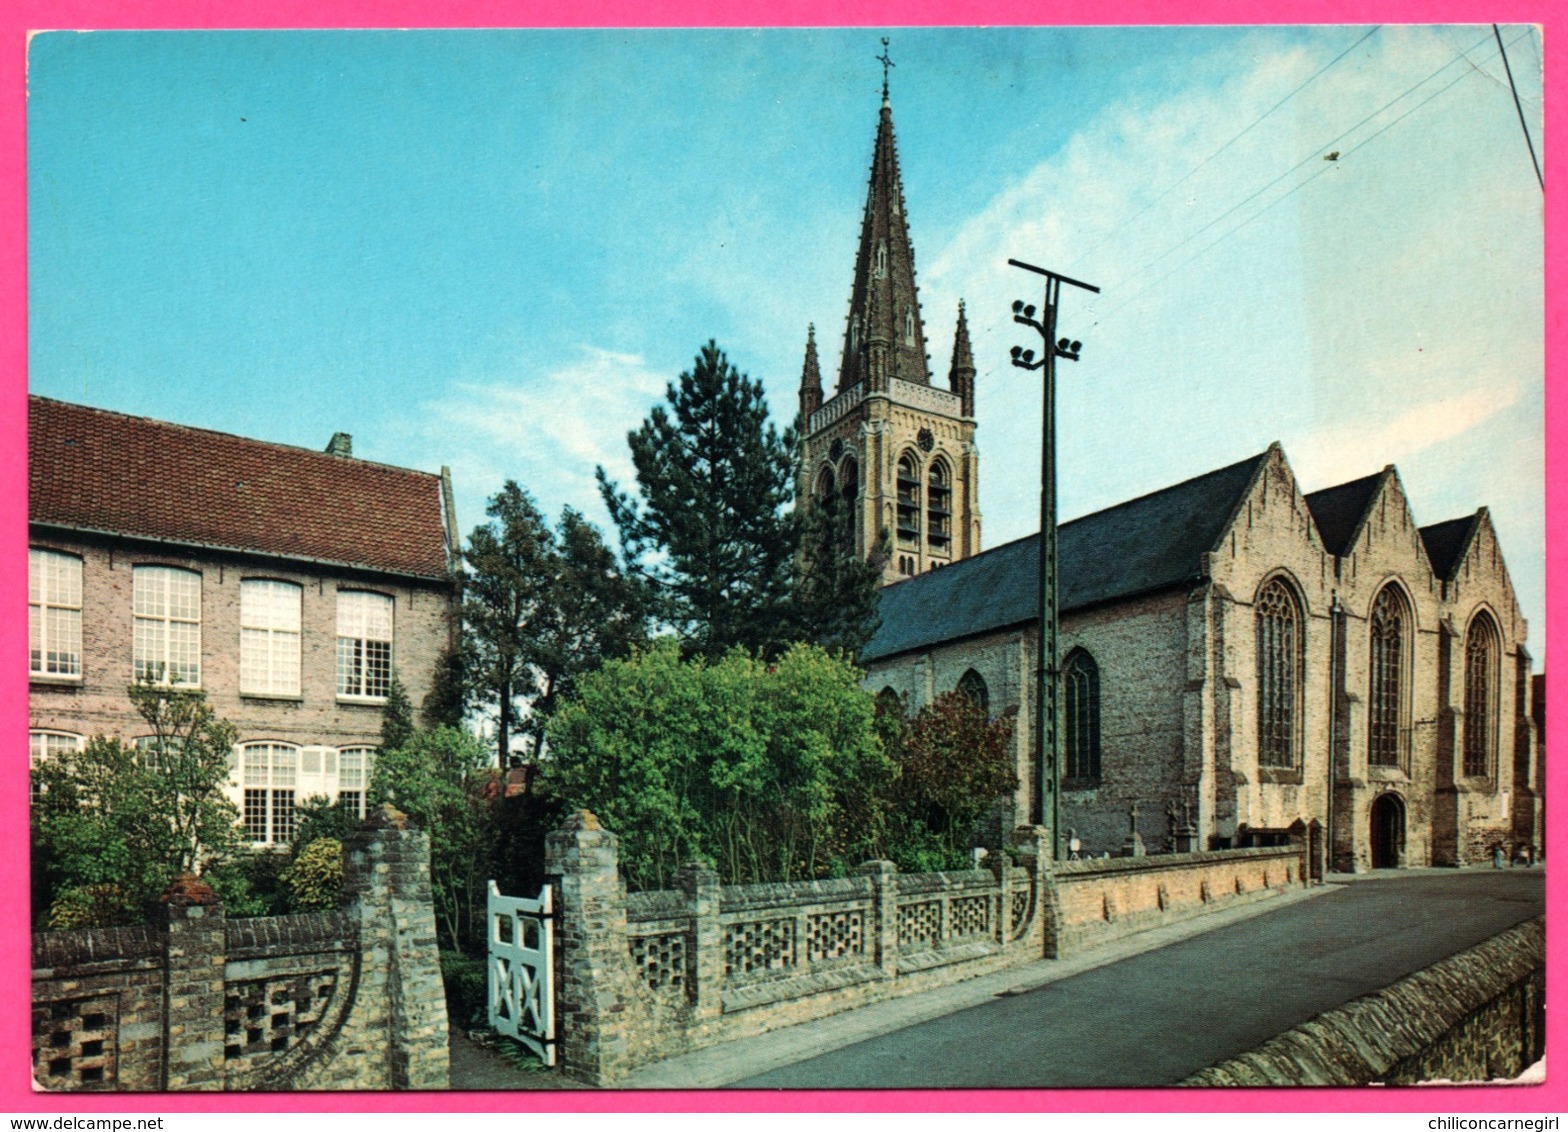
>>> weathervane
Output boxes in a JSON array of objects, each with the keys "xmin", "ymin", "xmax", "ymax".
[{"xmin": 877, "ymin": 37, "xmax": 895, "ymax": 102}]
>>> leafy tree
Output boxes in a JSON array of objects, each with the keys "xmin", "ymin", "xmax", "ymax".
[
  {"xmin": 463, "ymin": 483, "xmax": 647, "ymax": 768},
  {"xmin": 887, "ymin": 691, "xmax": 1019, "ymax": 870},
  {"xmin": 598, "ymin": 341, "xmax": 797, "ymax": 661},
  {"xmin": 31, "ymin": 682, "xmax": 245, "ymax": 926},
  {"xmin": 369, "ymin": 726, "xmax": 495, "ymax": 950},
  {"xmin": 543, "ymin": 640, "xmax": 891, "ymax": 888},
  {"xmin": 281, "ymin": 838, "xmax": 344, "ymax": 911}
]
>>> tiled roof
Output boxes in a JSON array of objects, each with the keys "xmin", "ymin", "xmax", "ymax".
[
  {"xmin": 29, "ymin": 396, "xmax": 451, "ymax": 580},
  {"xmin": 1304, "ymin": 470, "xmax": 1386, "ymax": 556},
  {"xmin": 1419, "ymin": 513, "xmax": 1481, "ymax": 581},
  {"xmin": 862, "ymin": 449, "xmax": 1270, "ymax": 663}
]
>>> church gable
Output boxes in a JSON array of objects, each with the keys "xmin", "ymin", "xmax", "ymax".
[
  {"xmin": 1425, "ymin": 509, "xmax": 1527, "ymax": 647},
  {"xmin": 1327, "ymin": 466, "xmax": 1438, "ymax": 613},
  {"xmin": 1206, "ymin": 443, "xmax": 1330, "ymax": 612}
]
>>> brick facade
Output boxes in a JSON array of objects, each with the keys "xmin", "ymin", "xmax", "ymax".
[{"xmin": 28, "ymin": 397, "xmax": 458, "ymax": 832}]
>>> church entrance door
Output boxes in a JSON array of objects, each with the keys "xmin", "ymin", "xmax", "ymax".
[{"xmin": 1370, "ymin": 793, "xmax": 1405, "ymax": 869}]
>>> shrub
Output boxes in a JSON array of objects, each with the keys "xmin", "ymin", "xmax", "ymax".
[{"xmin": 283, "ymin": 838, "xmax": 344, "ymax": 911}]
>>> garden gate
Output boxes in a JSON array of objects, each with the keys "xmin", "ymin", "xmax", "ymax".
[{"xmin": 485, "ymin": 880, "xmax": 556, "ymax": 1066}]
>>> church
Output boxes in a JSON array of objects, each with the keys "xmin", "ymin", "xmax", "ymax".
[{"xmin": 796, "ymin": 74, "xmax": 1541, "ymax": 875}]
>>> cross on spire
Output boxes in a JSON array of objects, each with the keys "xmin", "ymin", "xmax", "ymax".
[{"xmin": 877, "ymin": 37, "xmax": 895, "ymax": 104}]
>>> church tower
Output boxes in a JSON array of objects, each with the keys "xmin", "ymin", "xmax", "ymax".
[{"xmin": 797, "ymin": 59, "xmax": 981, "ymax": 585}]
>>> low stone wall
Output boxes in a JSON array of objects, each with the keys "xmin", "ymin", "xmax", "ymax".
[
  {"xmin": 546, "ymin": 813, "xmax": 1055, "ymax": 1084},
  {"xmin": 1182, "ymin": 917, "xmax": 1545, "ymax": 1086},
  {"xmin": 31, "ymin": 811, "xmax": 448, "ymax": 1092},
  {"xmin": 1052, "ymin": 845, "xmax": 1308, "ymax": 955},
  {"xmin": 544, "ymin": 812, "xmax": 1313, "ymax": 1085}
]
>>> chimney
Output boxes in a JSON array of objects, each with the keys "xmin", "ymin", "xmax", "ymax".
[{"xmin": 325, "ymin": 432, "xmax": 353, "ymax": 457}]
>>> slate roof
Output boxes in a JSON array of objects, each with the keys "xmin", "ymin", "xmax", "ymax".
[
  {"xmin": 29, "ymin": 396, "xmax": 452, "ymax": 581},
  {"xmin": 1304, "ymin": 470, "xmax": 1385, "ymax": 556},
  {"xmin": 1419, "ymin": 513, "xmax": 1480, "ymax": 581},
  {"xmin": 862, "ymin": 448, "xmax": 1270, "ymax": 663}
]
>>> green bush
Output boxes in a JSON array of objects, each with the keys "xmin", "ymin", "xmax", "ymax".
[
  {"xmin": 282, "ymin": 838, "xmax": 344, "ymax": 911},
  {"xmin": 440, "ymin": 949, "xmax": 489, "ymax": 1027},
  {"xmin": 46, "ymin": 883, "xmax": 140, "ymax": 931}
]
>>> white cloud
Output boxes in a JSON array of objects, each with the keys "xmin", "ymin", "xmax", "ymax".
[{"xmin": 410, "ymin": 345, "xmax": 671, "ymax": 537}]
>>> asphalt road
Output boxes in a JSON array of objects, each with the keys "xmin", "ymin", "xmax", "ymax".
[{"xmin": 729, "ymin": 869, "xmax": 1545, "ymax": 1090}]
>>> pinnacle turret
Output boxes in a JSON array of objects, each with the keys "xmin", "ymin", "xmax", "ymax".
[
  {"xmin": 949, "ymin": 301, "xmax": 975, "ymax": 417},
  {"xmin": 799, "ymin": 324, "xmax": 823, "ymax": 419}
]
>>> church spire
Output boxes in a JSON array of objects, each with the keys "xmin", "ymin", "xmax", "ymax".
[
  {"xmin": 798, "ymin": 324, "xmax": 823, "ymax": 419},
  {"xmin": 949, "ymin": 301, "xmax": 975, "ymax": 417},
  {"xmin": 837, "ymin": 47, "xmax": 931, "ymax": 394}
]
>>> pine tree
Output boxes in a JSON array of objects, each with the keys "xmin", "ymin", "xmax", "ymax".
[
  {"xmin": 598, "ymin": 341, "xmax": 797, "ymax": 660},
  {"xmin": 790, "ymin": 469, "xmax": 885, "ymax": 656}
]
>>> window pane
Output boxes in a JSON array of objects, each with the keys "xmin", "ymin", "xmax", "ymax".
[
  {"xmin": 133, "ymin": 566, "xmax": 201, "ymax": 685},
  {"xmin": 29, "ymin": 551, "xmax": 82, "ymax": 676}
]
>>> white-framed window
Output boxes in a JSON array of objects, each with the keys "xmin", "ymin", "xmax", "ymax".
[
  {"xmin": 241, "ymin": 579, "xmax": 302, "ymax": 696},
  {"xmin": 336, "ymin": 591, "xmax": 393, "ymax": 700},
  {"xmin": 133, "ymin": 566, "xmax": 201, "ymax": 686},
  {"xmin": 29, "ymin": 549, "xmax": 82, "ymax": 678},
  {"xmin": 29, "ymin": 731, "xmax": 83, "ymax": 801},
  {"xmin": 337, "ymin": 747, "xmax": 376, "ymax": 819},
  {"xmin": 239, "ymin": 742, "xmax": 298, "ymax": 845}
]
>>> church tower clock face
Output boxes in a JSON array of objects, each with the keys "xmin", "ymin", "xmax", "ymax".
[{"xmin": 795, "ymin": 48, "xmax": 981, "ymax": 587}]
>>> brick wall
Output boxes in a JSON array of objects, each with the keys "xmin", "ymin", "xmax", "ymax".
[
  {"xmin": 29, "ymin": 531, "xmax": 454, "ymax": 829},
  {"xmin": 1182, "ymin": 917, "xmax": 1544, "ymax": 1085},
  {"xmin": 544, "ymin": 811, "xmax": 1310, "ymax": 1085},
  {"xmin": 30, "ymin": 810, "xmax": 448, "ymax": 1092}
]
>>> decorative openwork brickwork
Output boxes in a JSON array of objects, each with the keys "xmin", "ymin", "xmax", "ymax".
[
  {"xmin": 630, "ymin": 932, "xmax": 687, "ymax": 991},
  {"xmin": 1011, "ymin": 890, "xmax": 1030, "ymax": 935},
  {"xmin": 898, "ymin": 901, "xmax": 942, "ymax": 949},
  {"xmin": 223, "ymin": 972, "xmax": 338, "ymax": 1065},
  {"xmin": 806, "ymin": 910, "xmax": 864, "ymax": 962},
  {"xmin": 725, "ymin": 918, "xmax": 796, "ymax": 976},
  {"xmin": 950, "ymin": 895, "xmax": 990, "ymax": 938},
  {"xmin": 32, "ymin": 996, "xmax": 117, "ymax": 1090}
]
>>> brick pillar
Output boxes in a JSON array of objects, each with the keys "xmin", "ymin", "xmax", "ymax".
[
  {"xmin": 159, "ymin": 875, "xmax": 226, "ymax": 1091},
  {"xmin": 1010, "ymin": 825, "xmax": 1059, "ymax": 958},
  {"xmin": 676, "ymin": 860, "xmax": 722, "ymax": 1021},
  {"xmin": 856, "ymin": 860, "xmax": 899, "ymax": 978},
  {"xmin": 991, "ymin": 850, "xmax": 1011, "ymax": 947},
  {"xmin": 343, "ymin": 805, "xmax": 450, "ymax": 1090},
  {"xmin": 545, "ymin": 811, "xmax": 636, "ymax": 1085}
]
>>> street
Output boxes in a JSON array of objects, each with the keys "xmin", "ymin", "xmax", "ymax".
[{"xmin": 728, "ymin": 869, "xmax": 1545, "ymax": 1089}]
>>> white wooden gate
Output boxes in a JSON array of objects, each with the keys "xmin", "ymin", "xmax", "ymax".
[{"xmin": 486, "ymin": 880, "xmax": 555, "ymax": 1066}]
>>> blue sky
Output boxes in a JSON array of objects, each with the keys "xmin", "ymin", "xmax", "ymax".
[{"xmin": 26, "ymin": 26, "xmax": 1545, "ymax": 661}]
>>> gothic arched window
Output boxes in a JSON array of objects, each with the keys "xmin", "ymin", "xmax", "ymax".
[
  {"xmin": 875, "ymin": 240, "xmax": 888, "ymax": 278},
  {"xmin": 896, "ymin": 451, "xmax": 921, "ymax": 547},
  {"xmin": 957, "ymin": 669, "xmax": 989, "ymax": 715},
  {"xmin": 838, "ymin": 457, "xmax": 860, "ymax": 553},
  {"xmin": 1368, "ymin": 585, "xmax": 1407, "ymax": 770},
  {"xmin": 1463, "ymin": 612, "xmax": 1499, "ymax": 778},
  {"xmin": 926, "ymin": 458, "xmax": 952, "ymax": 554},
  {"xmin": 1064, "ymin": 650, "xmax": 1101, "ymax": 784},
  {"xmin": 1255, "ymin": 577, "xmax": 1301, "ymax": 769},
  {"xmin": 903, "ymin": 307, "xmax": 915, "ymax": 346},
  {"xmin": 815, "ymin": 465, "xmax": 836, "ymax": 503}
]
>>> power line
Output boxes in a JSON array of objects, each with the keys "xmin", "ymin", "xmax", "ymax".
[
  {"xmin": 1064, "ymin": 26, "xmax": 1383, "ymax": 275},
  {"xmin": 1494, "ymin": 24, "xmax": 1544, "ymax": 190},
  {"xmin": 1089, "ymin": 28, "xmax": 1512, "ymax": 328}
]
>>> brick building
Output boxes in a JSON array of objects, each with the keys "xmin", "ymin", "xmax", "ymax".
[
  {"xmin": 860, "ymin": 442, "xmax": 1540, "ymax": 874},
  {"xmin": 27, "ymin": 396, "xmax": 459, "ymax": 845}
]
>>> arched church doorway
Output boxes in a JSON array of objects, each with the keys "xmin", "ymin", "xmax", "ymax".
[{"xmin": 1370, "ymin": 793, "xmax": 1405, "ymax": 869}]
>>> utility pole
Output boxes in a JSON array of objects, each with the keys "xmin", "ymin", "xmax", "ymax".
[{"xmin": 1008, "ymin": 257, "xmax": 1098, "ymax": 861}]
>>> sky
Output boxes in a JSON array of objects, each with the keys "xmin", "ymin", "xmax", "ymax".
[{"xmin": 25, "ymin": 26, "xmax": 1546, "ymax": 661}]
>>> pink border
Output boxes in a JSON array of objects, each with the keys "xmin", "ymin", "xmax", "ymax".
[{"xmin": 3, "ymin": 0, "xmax": 1559, "ymax": 1114}]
